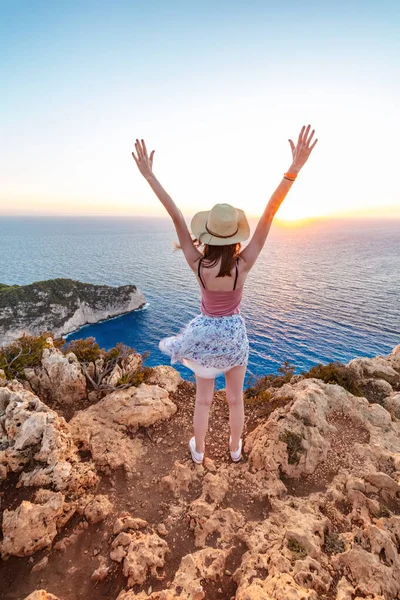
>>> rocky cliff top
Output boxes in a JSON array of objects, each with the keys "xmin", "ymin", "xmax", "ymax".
[
  {"xmin": 0, "ymin": 335, "xmax": 400, "ymax": 600},
  {"xmin": 0, "ymin": 278, "xmax": 146, "ymax": 346}
]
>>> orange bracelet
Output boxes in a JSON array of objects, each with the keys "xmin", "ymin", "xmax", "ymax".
[{"xmin": 284, "ymin": 172, "xmax": 298, "ymax": 179}]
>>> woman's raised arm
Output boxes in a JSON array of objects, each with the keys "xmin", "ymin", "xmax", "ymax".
[
  {"xmin": 132, "ymin": 139, "xmax": 201, "ymax": 266},
  {"xmin": 240, "ymin": 124, "xmax": 318, "ymax": 269}
]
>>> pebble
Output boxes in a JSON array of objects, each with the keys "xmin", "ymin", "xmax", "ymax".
[
  {"xmin": 31, "ymin": 556, "xmax": 49, "ymax": 573},
  {"xmin": 157, "ymin": 523, "xmax": 168, "ymax": 536}
]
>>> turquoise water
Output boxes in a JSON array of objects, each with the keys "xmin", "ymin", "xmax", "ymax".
[{"xmin": 0, "ymin": 215, "xmax": 399, "ymax": 390}]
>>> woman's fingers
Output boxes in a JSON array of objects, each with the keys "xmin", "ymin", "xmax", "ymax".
[
  {"xmin": 135, "ymin": 139, "xmax": 143, "ymax": 160},
  {"xmin": 288, "ymin": 139, "xmax": 296, "ymax": 155},
  {"xmin": 306, "ymin": 128, "xmax": 315, "ymax": 147},
  {"xmin": 309, "ymin": 137, "xmax": 318, "ymax": 150},
  {"xmin": 132, "ymin": 151, "xmax": 138, "ymax": 164},
  {"xmin": 141, "ymin": 139, "xmax": 149, "ymax": 159},
  {"xmin": 298, "ymin": 125, "xmax": 306, "ymax": 145},
  {"xmin": 149, "ymin": 149, "xmax": 155, "ymax": 165},
  {"xmin": 302, "ymin": 124, "xmax": 311, "ymax": 145},
  {"xmin": 296, "ymin": 124, "xmax": 317, "ymax": 148}
]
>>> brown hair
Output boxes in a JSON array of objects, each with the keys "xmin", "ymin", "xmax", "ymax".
[{"xmin": 173, "ymin": 237, "xmax": 241, "ymax": 278}]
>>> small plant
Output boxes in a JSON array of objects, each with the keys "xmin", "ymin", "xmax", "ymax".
[
  {"xmin": 0, "ymin": 332, "xmax": 54, "ymax": 380},
  {"xmin": 63, "ymin": 336, "xmax": 102, "ymax": 363},
  {"xmin": 244, "ymin": 389, "xmax": 273, "ymax": 405},
  {"xmin": 279, "ymin": 429, "xmax": 305, "ymax": 465},
  {"xmin": 244, "ymin": 360, "xmax": 296, "ymax": 400},
  {"xmin": 323, "ymin": 530, "xmax": 345, "ymax": 555},
  {"xmin": 375, "ymin": 504, "xmax": 391, "ymax": 519},
  {"xmin": 70, "ymin": 340, "xmax": 140, "ymax": 391},
  {"xmin": 287, "ymin": 537, "xmax": 307, "ymax": 558},
  {"xmin": 278, "ymin": 360, "xmax": 296, "ymax": 380},
  {"xmin": 301, "ymin": 362, "xmax": 364, "ymax": 396},
  {"xmin": 116, "ymin": 366, "xmax": 154, "ymax": 387}
]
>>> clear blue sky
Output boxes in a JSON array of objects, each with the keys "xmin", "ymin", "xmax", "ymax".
[{"xmin": 1, "ymin": 0, "xmax": 399, "ymax": 220}]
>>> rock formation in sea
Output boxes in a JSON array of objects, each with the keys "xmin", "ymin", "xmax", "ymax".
[
  {"xmin": 0, "ymin": 278, "xmax": 146, "ymax": 346},
  {"xmin": 0, "ymin": 334, "xmax": 399, "ymax": 600}
]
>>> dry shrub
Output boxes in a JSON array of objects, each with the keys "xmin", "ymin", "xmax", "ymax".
[
  {"xmin": 301, "ymin": 362, "xmax": 364, "ymax": 396},
  {"xmin": 0, "ymin": 332, "xmax": 55, "ymax": 380},
  {"xmin": 245, "ymin": 360, "xmax": 296, "ymax": 401}
]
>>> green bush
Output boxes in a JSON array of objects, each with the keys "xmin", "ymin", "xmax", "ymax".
[
  {"xmin": 245, "ymin": 360, "xmax": 296, "ymax": 400},
  {"xmin": 323, "ymin": 530, "xmax": 345, "ymax": 555},
  {"xmin": 63, "ymin": 336, "xmax": 102, "ymax": 363},
  {"xmin": 375, "ymin": 504, "xmax": 391, "ymax": 519},
  {"xmin": 287, "ymin": 537, "xmax": 307, "ymax": 558},
  {"xmin": 301, "ymin": 362, "xmax": 364, "ymax": 396},
  {"xmin": 116, "ymin": 366, "xmax": 154, "ymax": 387},
  {"xmin": 0, "ymin": 332, "xmax": 54, "ymax": 380},
  {"xmin": 244, "ymin": 389, "xmax": 273, "ymax": 405}
]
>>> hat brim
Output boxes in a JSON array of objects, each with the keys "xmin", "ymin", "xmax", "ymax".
[{"xmin": 190, "ymin": 208, "xmax": 250, "ymax": 246}]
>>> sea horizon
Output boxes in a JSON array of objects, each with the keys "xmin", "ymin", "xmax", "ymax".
[{"xmin": 1, "ymin": 214, "xmax": 399, "ymax": 390}]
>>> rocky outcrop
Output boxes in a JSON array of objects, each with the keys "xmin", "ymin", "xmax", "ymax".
[
  {"xmin": 147, "ymin": 365, "xmax": 182, "ymax": 393},
  {"xmin": 116, "ymin": 547, "xmax": 228, "ymax": 600},
  {"xmin": 24, "ymin": 339, "xmax": 86, "ymax": 405},
  {"xmin": 2, "ymin": 343, "xmax": 400, "ymax": 600},
  {"xmin": 0, "ymin": 382, "xmax": 98, "ymax": 491},
  {"xmin": 23, "ymin": 592, "xmax": 61, "ymax": 600},
  {"xmin": 1, "ymin": 491, "xmax": 66, "ymax": 558},
  {"xmin": 69, "ymin": 382, "xmax": 177, "ymax": 473},
  {"xmin": 110, "ymin": 524, "xmax": 170, "ymax": 587},
  {"xmin": 0, "ymin": 278, "xmax": 146, "ymax": 346}
]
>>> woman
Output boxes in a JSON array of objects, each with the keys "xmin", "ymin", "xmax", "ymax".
[{"xmin": 132, "ymin": 124, "xmax": 318, "ymax": 465}]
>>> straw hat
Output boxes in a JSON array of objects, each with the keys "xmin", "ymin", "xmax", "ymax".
[{"xmin": 191, "ymin": 203, "xmax": 250, "ymax": 246}]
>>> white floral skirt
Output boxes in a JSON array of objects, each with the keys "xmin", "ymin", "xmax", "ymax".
[{"xmin": 159, "ymin": 313, "xmax": 249, "ymax": 378}]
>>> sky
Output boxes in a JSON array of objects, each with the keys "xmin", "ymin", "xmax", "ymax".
[{"xmin": 1, "ymin": 0, "xmax": 400, "ymax": 222}]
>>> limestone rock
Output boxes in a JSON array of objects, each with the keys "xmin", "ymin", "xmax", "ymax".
[
  {"xmin": 91, "ymin": 555, "xmax": 111, "ymax": 582},
  {"xmin": 113, "ymin": 513, "xmax": 149, "ymax": 534},
  {"xmin": 116, "ymin": 547, "xmax": 227, "ymax": 600},
  {"xmin": 23, "ymin": 592, "xmax": 61, "ymax": 600},
  {"xmin": 1, "ymin": 491, "xmax": 65, "ymax": 558},
  {"xmin": 82, "ymin": 494, "xmax": 113, "ymax": 524},
  {"xmin": 245, "ymin": 377, "xmax": 400, "ymax": 486},
  {"xmin": 110, "ymin": 529, "xmax": 170, "ymax": 586},
  {"xmin": 347, "ymin": 354, "xmax": 399, "ymax": 386},
  {"xmin": 31, "ymin": 556, "xmax": 49, "ymax": 573},
  {"xmin": 161, "ymin": 460, "xmax": 202, "ymax": 498},
  {"xmin": 387, "ymin": 343, "xmax": 400, "ymax": 372},
  {"xmin": 70, "ymin": 383, "xmax": 177, "ymax": 473},
  {"xmin": 24, "ymin": 337, "xmax": 86, "ymax": 405},
  {"xmin": 147, "ymin": 365, "xmax": 182, "ymax": 393},
  {"xmin": 382, "ymin": 392, "xmax": 400, "ymax": 419},
  {"xmin": 0, "ymin": 385, "xmax": 98, "ymax": 492},
  {"xmin": 188, "ymin": 499, "xmax": 246, "ymax": 548}
]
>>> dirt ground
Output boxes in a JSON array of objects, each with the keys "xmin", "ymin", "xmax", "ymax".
[
  {"xmin": 0, "ymin": 381, "xmax": 288, "ymax": 600},
  {"xmin": 1, "ymin": 381, "xmax": 397, "ymax": 600}
]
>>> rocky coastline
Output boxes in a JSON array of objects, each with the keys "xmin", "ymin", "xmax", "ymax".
[
  {"xmin": 0, "ymin": 279, "xmax": 146, "ymax": 347},
  {"xmin": 0, "ymin": 335, "xmax": 400, "ymax": 600}
]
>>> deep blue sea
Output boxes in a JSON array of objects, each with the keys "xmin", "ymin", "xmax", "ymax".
[{"xmin": 0, "ymin": 216, "xmax": 399, "ymax": 390}]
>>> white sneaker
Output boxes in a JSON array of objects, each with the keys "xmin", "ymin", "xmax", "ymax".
[
  {"xmin": 229, "ymin": 436, "xmax": 243, "ymax": 462},
  {"xmin": 189, "ymin": 437, "xmax": 204, "ymax": 464}
]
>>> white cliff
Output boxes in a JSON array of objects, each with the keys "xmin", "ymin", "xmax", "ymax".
[{"xmin": 0, "ymin": 278, "xmax": 146, "ymax": 346}]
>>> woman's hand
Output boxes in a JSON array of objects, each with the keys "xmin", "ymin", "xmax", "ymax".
[
  {"xmin": 288, "ymin": 124, "xmax": 318, "ymax": 172},
  {"xmin": 132, "ymin": 138, "xmax": 155, "ymax": 180}
]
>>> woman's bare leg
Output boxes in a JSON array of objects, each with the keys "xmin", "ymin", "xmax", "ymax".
[
  {"xmin": 225, "ymin": 365, "xmax": 247, "ymax": 452},
  {"xmin": 193, "ymin": 375, "xmax": 215, "ymax": 453}
]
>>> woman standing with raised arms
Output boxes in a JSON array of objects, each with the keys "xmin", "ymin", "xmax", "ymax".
[{"xmin": 132, "ymin": 124, "xmax": 318, "ymax": 464}]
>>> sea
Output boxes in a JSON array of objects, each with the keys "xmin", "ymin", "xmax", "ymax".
[{"xmin": 0, "ymin": 215, "xmax": 399, "ymax": 390}]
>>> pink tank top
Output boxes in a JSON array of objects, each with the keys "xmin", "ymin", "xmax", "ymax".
[{"xmin": 198, "ymin": 257, "xmax": 244, "ymax": 317}]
